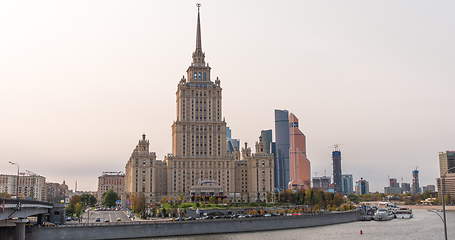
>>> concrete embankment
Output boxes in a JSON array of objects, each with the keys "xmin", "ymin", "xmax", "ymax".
[{"xmin": 26, "ymin": 210, "xmax": 360, "ymax": 240}]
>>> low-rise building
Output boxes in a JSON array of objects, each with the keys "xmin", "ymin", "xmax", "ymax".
[
  {"xmin": 97, "ymin": 172, "xmax": 125, "ymax": 201},
  {"xmin": 46, "ymin": 181, "xmax": 69, "ymax": 203}
]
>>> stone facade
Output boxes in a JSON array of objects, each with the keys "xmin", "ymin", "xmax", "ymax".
[
  {"xmin": 97, "ymin": 172, "xmax": 125, "ymax": 201},
  {"xmin": 124, "ymin": 7, "xmax": 274, "ymax": 204},
  {"xmin": 45, "ymin": 181, "xmax": 69, "ymax": 203}
]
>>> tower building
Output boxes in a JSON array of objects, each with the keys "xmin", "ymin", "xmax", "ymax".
[
  {"xmin": 332, "ymin": 147, "xmax": 342, "ymax": 193},
  {"xmin": 274, "ymin": 109, "xmax": 290, "ymax": 191},
  {"xmin": 341, "ymin": 174, "xmax": 353, "ymax": 195},
  {"xmin": 124, "ymin": 5, "xmax": 274, "ymax": 203},
  {"xmin": 411, "ymin": 168, "xmax": 421, "ymax": 194},
  {"xmin": 288, "ymin": 113, "xmax": 311, "ymax": 190}
]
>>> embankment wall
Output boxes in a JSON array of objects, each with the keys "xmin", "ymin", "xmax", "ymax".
[{"xmin": 27, "ymin": 211, "xmax": 360, "ymax": 240}]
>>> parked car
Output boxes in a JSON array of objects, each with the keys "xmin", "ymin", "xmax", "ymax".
[{"xmin": 95, "ymin": 218, "xmax": 101, "ymax": 222}]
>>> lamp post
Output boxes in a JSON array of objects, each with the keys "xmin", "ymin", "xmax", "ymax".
[
  {"xmin": 8, "ymin": 161, "xmax": 20, "ymax": 199},
  {"xmin": 440, "ymin": 166, "xmax": 455, "ymax": 240}
]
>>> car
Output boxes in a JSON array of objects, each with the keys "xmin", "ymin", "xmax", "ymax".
[
  {"xmin": 116, "ymin": 218, "xmax": 122, "ymax": 222},
  {"xmin": 95, "ymin": 218, "xmax": 101, "ymax": 222},
  {"xmin": 264, "ymin": 213, "xmax": 272, "ymax": 217},
  {"xmin": 65, "ymin": 217, "xmax": 72, "ymax": 221},
  {"xmin": 104, "ymin": 219, "xmax": 110, "ymax": 223}
]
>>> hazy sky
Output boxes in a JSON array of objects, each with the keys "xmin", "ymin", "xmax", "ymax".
[{"xmin": 1, "ymin": 1, "xmax": 454, "ymax": 192}]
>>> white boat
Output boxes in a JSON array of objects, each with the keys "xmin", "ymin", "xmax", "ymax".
[{"xmin": 373, "ymin": 208, "xmax": 394, "ymax": 221}]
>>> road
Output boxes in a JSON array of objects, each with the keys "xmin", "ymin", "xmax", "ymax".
[{"xmin": 81, "ymin": 210, "xmax": 131, "ymax": 223}]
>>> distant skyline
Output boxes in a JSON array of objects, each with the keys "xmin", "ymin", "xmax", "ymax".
[{"xmin": 1, "ymin": 1, "xmax": 454, "ymax": 192}]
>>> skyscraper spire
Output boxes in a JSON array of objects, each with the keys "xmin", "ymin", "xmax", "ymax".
[
  {"xmin": 192, "ymin": 3, "xmax": 205, "ymax": 66},
  {"xmin": 196, "ymin": 3, "xmax": 202, "ymax": 51}
]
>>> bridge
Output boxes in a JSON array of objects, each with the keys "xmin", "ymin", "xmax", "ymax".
[{"xmin": 0, "ymin": 198, "xmax": 56, "ymax": 240}]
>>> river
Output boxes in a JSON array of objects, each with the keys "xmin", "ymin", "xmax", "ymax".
[{"xmin": 140, "ymin": 209, "xmax": 454, "ymax": 240}]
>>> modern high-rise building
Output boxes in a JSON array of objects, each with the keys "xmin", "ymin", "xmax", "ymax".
[
  {"xmin": 124, "ymin": 6, "xmax": 274, "ymax": 204},
  {"xmin": 437, "ymin": 151, "xmax": 455, "ymax": 201},
  {"xmin": 389, "ymin": 178, "xmax": 399, "ymax": 188},
  {"xmin": 422, "ymin": 185, "xmax": 436, "ymax": 193},
  {"xmin": 226, "ymin": 127, "xmax": 240, "ymax": 154},
  {"xmin": 355, "ymin": 178, "xmax": 369, "ymax": 195},
  {"xmin": 384, "ymin": 177, "xmax": 402, "ymax": 194},
  {"xmin": 0, "ymin": 174, "xmax": 46, "ymax": 201},
  {"xmin": 288, "ymin": 113, "xmax": 311, "ymax": 190},
  {"xmin": 332, "ymin": 150, "xmax": 342, "ymax": 193},
  {"xmin": 260, "ymin": 130, "xmax": 273, "ymax": 154},
  {"xmin": 439, "ymin": 151, "xmax": 455, "ymax": 176},
  {"xmin": 341, "ymin": 174, "xmax": 353, "ymax": 195},
  {"xmin": 401, "ymin": 183, "xmax": 411, "ymax": 193},
  {"xmin": 312, "ymin": 176, "xmax": 331, "ymax": 191},
  {"xmin": 274, "ymin": 109, "xmax": 290, "ymax": 191},
  {"xmin": 411, "ymin": 169, "xmax": 421, "ymax": 194}
]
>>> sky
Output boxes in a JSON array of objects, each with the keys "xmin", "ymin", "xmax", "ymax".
[{"xmin": 0, "ymin": 0, "xmax": 454, "ymax": 192}]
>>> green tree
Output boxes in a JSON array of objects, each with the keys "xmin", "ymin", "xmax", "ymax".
[
  {"xmin": 131, "ymin": 192, "xmax": 146, "ymax": 215},
  {"xmin": 0, "ymin": 192, "xmax": 11, "ymax": 199},
  {"xmin": 66, "ymin": 195, "xmax": 82, "ymax": 217},
  {"xmin": 102, "ymin": 190, "xmax": 119, "ymax": 208},
  {"xmin": 347, "ymin": 193, "xmax": 360, "ymax": 204},
  {"xmin": 81, "ymin": 194, "xmax": 97, "ymax": 207},
  {"xmin": 74, "ymin": 202, "xmax": 83, "ymax": 219}
]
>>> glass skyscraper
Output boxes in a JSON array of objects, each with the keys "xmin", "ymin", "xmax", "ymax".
[{"xmin": 274, "ymin": 110, "xmax": 290, "ymax": 191}]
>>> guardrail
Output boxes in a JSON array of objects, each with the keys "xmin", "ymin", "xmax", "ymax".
[{"xmin": 0, "ymin": 198, "xmax": 53, "ymax": 207}]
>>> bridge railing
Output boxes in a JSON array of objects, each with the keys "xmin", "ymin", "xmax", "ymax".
[{"xmin": 0, "ymin": 198, "xmax": 53, "ymax": 207}]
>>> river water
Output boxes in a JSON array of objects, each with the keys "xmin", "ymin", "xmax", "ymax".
[{"xmin": 142, "ymin": 209, "xmax": 454, "ymax": 240}]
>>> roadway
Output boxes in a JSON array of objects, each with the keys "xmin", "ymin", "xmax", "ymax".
[{"xmin": 81, "ymin": 210, "xmax": 131, "ymax": 223}]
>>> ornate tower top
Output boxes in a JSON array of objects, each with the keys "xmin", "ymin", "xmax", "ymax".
[{"xmin": 192, "ymin": 3, "xmax": 205, "ymax": 66}]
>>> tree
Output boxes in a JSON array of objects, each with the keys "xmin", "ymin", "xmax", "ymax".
[
  {"xmin": 81, "ymin": 194, "xmax": 97, "ymax": 207},
  {"xmin": 66, "ymin": 195, "xmax": 82, "ymax": 217},
  {"xmin": 347, "ymin": 193, "xmax": 360, "ymax": 204},
  {"xmin": 74, "ymin": 202, "xmax": 83, "ymax": 219},
  {"xmin": 130, "ymin": 192, "xmax": 146, "ymax": 215},
  {"xmin": 102, "ymin": 190, "xmax": 119, "ymax": 208},
  {"xmin": 0, "ymin": 192, "xmax": 11, "ymax": 199}
]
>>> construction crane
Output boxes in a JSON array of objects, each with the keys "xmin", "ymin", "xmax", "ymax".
[{"xmin": 332, "ymin": 144, "xmax": 342, "ymax": 152}]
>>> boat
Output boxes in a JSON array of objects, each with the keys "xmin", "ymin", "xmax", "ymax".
[
  {"xmin": 373, "ymin": 208, "xmax": 394, "ymax": 221},
  {"xmin": 395, "ymin": 208, "xmax": 413, "ymax": 219}
]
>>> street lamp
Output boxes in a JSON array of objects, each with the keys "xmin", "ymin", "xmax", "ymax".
[
  {"xmin": 8, "ymin": 161, "xmax": 20, "ymax": 199},
  {"xmin": 440, "ymin": 166, "xmax": 455, "ymax": 240}
]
